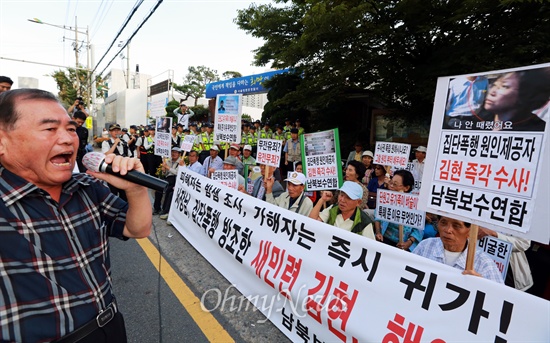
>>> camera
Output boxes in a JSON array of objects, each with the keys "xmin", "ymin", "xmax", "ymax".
[{"xmin": 78, "ymin": 100, "xmax": 85, "ymax": 106}]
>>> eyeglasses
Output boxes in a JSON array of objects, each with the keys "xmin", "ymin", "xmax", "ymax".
[{"xmin": 389, "ymin": 181, "xmax": 403, "ymax": 187}]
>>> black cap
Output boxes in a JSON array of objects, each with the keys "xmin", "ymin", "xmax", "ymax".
[
  {"xmin": 130, "ymin": 125, "xmax": 137, "ymax": 130},
  {"xmin": 122, "ymin": 128, "xmax": 128, "ymax": 132},
  {"xmin": 109, "ymin": 123, "xmax": 121, "ymax": 131},
  {"xmin": 189, "ymin": 122, "xmax": 197, "ymax": 127},
  {"xmin": 207, "ymin": 123, "xmax": 214, "ymax": 128}
]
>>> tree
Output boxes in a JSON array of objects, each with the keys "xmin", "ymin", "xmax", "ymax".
[
  {"xmin": 172, "ymin": 66, "xmax": 220, "ymax": 106},
  {"xmin": 50, "ymin": 66, "xmax": 105, "ymax": 107},
  {"xmin": 236, "ymin": 0, "xmax": 550, "ymax": 124},
  {"xmin": 222, "ymin": 71, "xmax": 243, "ymax": 80}
]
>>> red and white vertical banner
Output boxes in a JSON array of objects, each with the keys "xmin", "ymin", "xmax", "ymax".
[{"xmin": 154, "ymin": 116, "xmax": 172, "ymax": 158}]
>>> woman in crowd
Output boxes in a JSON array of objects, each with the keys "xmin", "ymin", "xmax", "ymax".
[
  {"xmin": 374, "ymin": 169, "xmax": 423, "ymax": 251},
  {"xmin": 361, "ymin": 150, "xmax": 375, "ymax": 186},
  {"xmin": 477, "ymin": 68, "xmax": 550, "ymax": 131},
  {"xmin": 345, "ymin": 160, "xmax": 369, "ymax": 210},
  {"xmin": 366, "ymin": 164, "xmax": 388, "ymax": 209}
]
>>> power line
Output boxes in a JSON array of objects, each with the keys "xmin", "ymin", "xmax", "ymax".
[
  {"xmin": 90, "ymin": 0, "xmax": 145, "ymax": 77},
  {"xmin": 96, "ymin": 0, "xmax": 164, "ymax": 79}
]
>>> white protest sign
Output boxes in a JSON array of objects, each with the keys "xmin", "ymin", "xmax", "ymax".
[
  {"xmin": 154, "ymin": 116, "xmax": 171, "ymax": 158},
  {"xmin": 214, "ymin": 94, "xmax": 242, "ymax": 144},
  {"xmin": 211, "ymin": 169, "xmax": 238, "ymax": 190},
  {"xmin": 181, "ymin": 134, "xmax": 196, "ymax": 152},
  {"xmin": 418, "ymin": 63, "xmax": 550, "ymax": 243},
  {"xmin": 303, "ymin": 129, "xmax": 342, "ymax": 191},
  {"xmin": 478, "ymin": 236, "xmax": 513, "ymax": 281},
  {"xmin": 256, "ymin": 138, "xmax": 283, "ymax": 168},
  {"xmin": 168, "ymin": 168, "xmax": 549, "ymax": 343},
  {"xmin": 148, "ymin": 96, "xmax": 168, "ymax": 117},
  {"xmin": 375, "ymin": 189, "xmax": 425, "ymax": 230},
  {"xmin": 374, "ymin": 142, "xmax": 411, "ymax": 169}
]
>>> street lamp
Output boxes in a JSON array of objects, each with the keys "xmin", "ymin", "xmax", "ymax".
[{"xmin": 28, "ymin": 17, "xmax": 90, "ymax": 100}]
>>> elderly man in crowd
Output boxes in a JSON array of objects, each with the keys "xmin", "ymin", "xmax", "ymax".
[
  {"xmin": 265, "ymin": 171, "xmax": 313, "ymax": 216},
  {"xmin": 200, "ymin": 145, "xmax": 223, "ymax": 177},
  {"xmin": 310, "ymin": 181, "xmax": 375, "ymax": 239},
  {"xmin": 413, "ymin": 216, "xmax": 504, "ymax": 283},
  {"xmin": 0, "ymin": 89, "xmax": 151, "ymax": 342},
  {"xmin": 251, "ymin": 163, "xmax": 284, "ymax": 200},
  {"xmin": 221, "ymin": 155, "xmax": 246, "ymax": 192}
]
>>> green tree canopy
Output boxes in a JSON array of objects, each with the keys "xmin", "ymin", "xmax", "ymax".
[
  {"xmin": 49, "ymin": 67, "xmax": 104, "ymax": 107},
  {"xmin": 222, "ymin": 71, "xmax": 243, "ymax": 80},
  {"xmin": 172, "ymin": 66, "xmax": 220, "ymax": 106},
  {"xmin": 236, "ymin": 0, "xmax": 550, "ymax": 123}
]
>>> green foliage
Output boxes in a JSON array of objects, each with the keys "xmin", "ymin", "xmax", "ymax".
[
  {"xmin": 222, "ymin": 71, "xmax": 243, "ymax": 80},
  {"xmin": 262, "ymin": 72, "xmax": 311, "ymax": 129},
  {"xmin": 165, "ymin": 99, "xmax": 180, "ymax": 121},
  {"xmin": 172, "ymin": 66, "xmax": 220, "ymax": 105},
  {"xmin": 236, "ymin": 0, "xmax": 550, "ymax": 124},
  {"xmin": 189, "ymin": 104, "xmax": 210, "ymax": 123},
  {"xmin": 49, "ymin": 67, "xmax": 104, "ymax": 107}
]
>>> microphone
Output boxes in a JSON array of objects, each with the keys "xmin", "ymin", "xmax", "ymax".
[{"xmin": 83, "ymin": 152, "xmax": 169, "ymax": 193}]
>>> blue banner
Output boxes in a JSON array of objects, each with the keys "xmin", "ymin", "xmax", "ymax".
[{"xmin": 205, "ymin": 69, "xmax": 290, "ymax": 98}]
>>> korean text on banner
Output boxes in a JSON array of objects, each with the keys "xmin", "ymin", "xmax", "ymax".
[
  {"xmin": 168, "ymin": 168, "xmax": 549, "ymax": 342},
  {"xmin": 257, "ymin": 139, "xmax": 283, "ymax": 168},
  {"xmin": 303, "ymin": 129, "xmax": 342, "ymax": 191},
  {"xmin": 211, "ymin": 169, "xmax": 238, "ymax": 190},
  {"xmin": 214, "ymin": 94, "xmax": 242, "ymax": 144},
  {"xmin": 181, "ymin": 134, "xmax": 196, "ymax": 152},
  {"xmin": 375, "ymin": 189, "xmax": 426, "ymax": 230},
  {"xmin": 154, "ymin": 116, "xmax": 172, "ymax": 158},
  {"xmin": 374, "ymin": 142, "xmax": 411, "ymax": 169},
  {"xmin": 418, "ymin": 63, "xmax": 550, "ymax": 243}
]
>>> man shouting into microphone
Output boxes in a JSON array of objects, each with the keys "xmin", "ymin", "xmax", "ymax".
[{"xmin": 0, "ymin": 89, "xmax": 152, "ymax": 342}]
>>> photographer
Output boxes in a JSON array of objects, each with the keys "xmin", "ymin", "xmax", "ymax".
[
  {"xmin": 102, "ymin": 123, "xmax": 130, "ymax": 200},
  {"xmin": 67, "ymin": 96, "xmax": 89, "ymax": 117},
  {"xmin": 73, "ymin": 110, "xmax": 89, "ymax": 172}
]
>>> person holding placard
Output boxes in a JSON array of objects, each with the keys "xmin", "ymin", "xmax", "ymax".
[
  {"xmin": 223, "ymin": 156, "xmax": 246, "ymax": 190},
  {"xmin": 374, "ymin": 169, "xmax": 423, "ymax": 251},
  {"xmin": 265, "ymin": 172, "xmax": 313, "ymax": 216},
  {"xmin": 186, "ymin": 150, "xmax": 203, "ymax": 174},
  {"xmin": 413, "ymin": 217, "xmax": 504, "ymax": 283},
  {"xmin": 309, "ymin": 181, "xmax": 375, "ymax": 239},
  {"xmin": 251, "ymin": 163, "xmax": 283, "ymax": 200}
]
